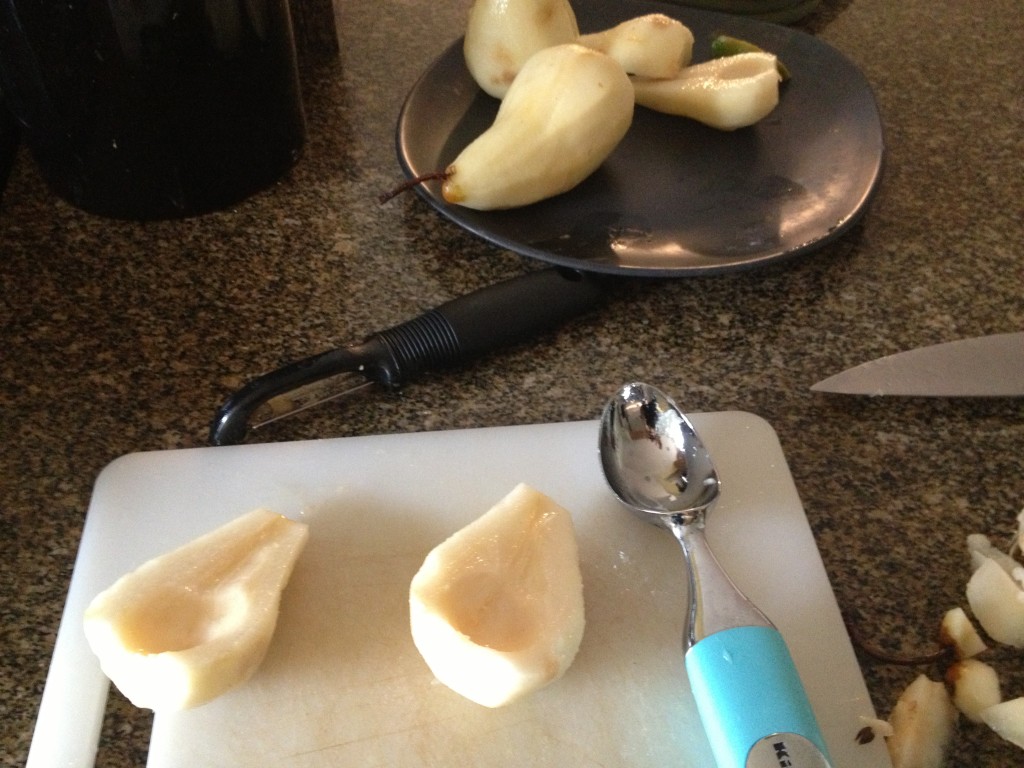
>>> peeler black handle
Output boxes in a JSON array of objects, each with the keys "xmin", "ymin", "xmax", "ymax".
[
  {"xmin": 209, "ymin": 267, "xmax": 608, "ymax": 445},
  {"xmin": 371, "ymin": 266, "xmax": 606, "ymax": 386}
]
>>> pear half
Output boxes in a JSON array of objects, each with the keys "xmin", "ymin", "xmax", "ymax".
[
  {"xmin": 409, "ymin": 483, "xmax": 585, "ymax": 707},
  {"xmin": 632, "ymin": 51, "xmax": 782, "ymax": 130},
  {"xmin": 579, "ymin": 13, "xmax": 694, "ymax": 80},
  {"xmin": 83, "ymin": 508, "xmax": 309, "ymax": 711}
]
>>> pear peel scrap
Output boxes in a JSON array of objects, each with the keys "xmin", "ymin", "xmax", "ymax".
[
  {"xmin": 886, "ymin": 675, "xmax": 958, "ymax": 768},
  {"xmin": 946, "ymin": 658, "xmax": 1002, "ymax": 724},
  {"xmin": 980, "ymin": 697, "xmax": 1024, "ymax": 750},
  {"xmin": 883, "ymin": 511, "xmax": 1024, "ymax": 763}
]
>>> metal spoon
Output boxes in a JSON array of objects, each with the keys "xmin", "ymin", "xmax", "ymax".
[{"xmin": 599, "ymin": 382, "xmax": 833, "ymax": 768}]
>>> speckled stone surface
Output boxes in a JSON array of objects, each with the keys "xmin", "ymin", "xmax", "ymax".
[{"xmin": 2, "ymin": 0, "xmax": 1022, "ymax": 765}]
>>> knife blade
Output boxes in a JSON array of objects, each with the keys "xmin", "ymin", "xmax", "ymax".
[
  {"xmin": 810, "ymin": 332, "xmax": 1024, "ymax": 397},
  {"xmin": 209, "ymin": 267, "xmax": 608, "ymax": 446}
]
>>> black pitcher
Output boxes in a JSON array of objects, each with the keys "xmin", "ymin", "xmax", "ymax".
[{"xmin": 0, "ymin": 0, "xmax": 307, "ymax": 220}]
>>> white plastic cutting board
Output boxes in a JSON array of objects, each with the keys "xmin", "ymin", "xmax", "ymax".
[{"xmin": 28, "ymin": 414, "xmax": 891, "ymax": 767}]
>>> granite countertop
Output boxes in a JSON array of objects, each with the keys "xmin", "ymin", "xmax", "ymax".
[{"xmin": 2, "ymin": 0, "xmax": 1022, "ymax": 765}]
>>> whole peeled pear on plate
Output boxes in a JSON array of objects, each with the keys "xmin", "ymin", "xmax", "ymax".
[
  {"xmin": 464, "ymin": 0, "xmax": 579, "ymax": 98},
  {"xmin": 442, "ymin": 43, "xmax": 634, "ymax": 210}
]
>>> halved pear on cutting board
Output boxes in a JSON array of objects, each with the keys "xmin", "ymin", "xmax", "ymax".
[
  {"xmin": 83, "ymin": 508, "xmax": 309, "ymax": 711},
  {"xmin": 409, "ymin": 483, "xmax": 585, "ymax": 707}
]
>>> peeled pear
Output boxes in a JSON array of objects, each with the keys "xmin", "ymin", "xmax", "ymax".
[
  {"xmin": 632, "ymin": 51, "xmax": 782, "ymax": 131},
  {"xmin": 443, "ymin": 43, "xmax": 633, "ymax": 210},
  {"xmin": 578, "ymin": 14, "xmax": 694, "ymax": 79},
  {"xmin": 83, "ymin": 508, "xmax": 309, "ymax": 711},
  {"xmin": 409, "ymin": 483, "xmax": 585, "ymax": 708},
  {"xmin": 463, "ymin": 0, "xmax": 579, "ymax": 99}
]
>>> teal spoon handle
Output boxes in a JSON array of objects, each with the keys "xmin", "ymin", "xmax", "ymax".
[{"xmin": 685, "ymin": 625, "xmax": 833, "ymax": 768}]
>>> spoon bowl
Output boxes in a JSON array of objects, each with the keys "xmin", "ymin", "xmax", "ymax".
[
  {"xmin": 599, "ymin": 382, "xmax": 720, "ymax": 521},
  {"xmin": 599, "ymin": 382, "xmax": 764, "ymax": 646}
]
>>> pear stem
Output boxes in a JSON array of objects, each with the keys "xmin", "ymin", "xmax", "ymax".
[
  {"xmin": 843, "ymin": 611, "xmax": 955, "ymax": 667},
  {"xmin": 378, "ymin": 171, "xmax": 449, "ymax": 204}
]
